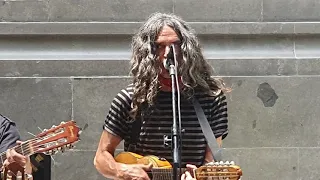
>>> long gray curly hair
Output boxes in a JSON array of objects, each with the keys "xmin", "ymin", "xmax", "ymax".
[{"xmin": 129, "ymin": 12, "xmax": 227, "ymax": 119}]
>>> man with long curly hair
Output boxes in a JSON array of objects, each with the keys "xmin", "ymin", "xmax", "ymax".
[{"xmin": 94, "ymin": 12, "xmax": 229, "ymax": 180}]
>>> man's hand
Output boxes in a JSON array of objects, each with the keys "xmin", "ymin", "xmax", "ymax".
[
  {"xmin": 4, "ymin": 141, "xmax": 28, "ymax": 168},
  {"xmin": 117, "ymin": 163, "xmax": 153, "ymax": 180},
  {"xmin": 181, "ymin": 164, "xmax": 197, "ymax": 180}
]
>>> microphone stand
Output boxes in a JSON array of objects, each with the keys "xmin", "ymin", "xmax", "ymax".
[
  {"xmin": 168, "ymin": 64, "xmax": 181, "ymax": 180},
  {"xmin": 162, "ymin": 45, "xmax": 182, "ymax": 180}
]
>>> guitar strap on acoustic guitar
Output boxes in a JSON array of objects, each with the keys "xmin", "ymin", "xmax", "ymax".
[{"xmin": 192, "ymin": 98, "xmax": 224, "ymax": 162}]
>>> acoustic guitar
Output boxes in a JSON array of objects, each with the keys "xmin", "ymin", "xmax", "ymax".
[
  {"xmin": 115, "ymin": 152, "xmax": 242, "ymax": 180},
  {"xmin": 1, "ymin": 120, "xmax": 81, "ymax": 180}
]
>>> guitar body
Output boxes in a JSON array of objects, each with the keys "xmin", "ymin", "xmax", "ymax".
[
  {"xmin": 115, "ymin": 152, "xmax": 242, "ymax": 180},
  {"xmin": 115, "ymin": 152, "xmax": 172, "ymax": 168}
]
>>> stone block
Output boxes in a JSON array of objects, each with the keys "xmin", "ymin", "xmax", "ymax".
[
  {"xmin": 222, "ymin": 148, "xmax": 298, "ymax": 180},
  {"xmin": 295, "ymin": 36, "xmax": 320, "ymax": 58},
  {"xmin": 209, "ymin": 59, "xmax": 298, "ymax": 76},
  {"xmin": 200, "ymin": 36, "xmax": 294, "ymax": 59},
  {"xmin": 72, "ymin": 78, "xmax": 132, "ymax": 150},
  {"xmin": 263, "ymin": 0, "xmax": 320, "ymax": 21},
  {"xmin": 52, "ymin": 151, "xmax": 105, "ymax": 180},
  {"xmin": 297, "ymin": 59, "xmax": 320, "ymax": 75},
  {"xmin": 0, "ymin": 35, "xmax": 131, "ymax": 60},
  {"xmin": 299, "ymin": 148, "xmax": 320, "ymax": 179},
  {"xmin": 0, "ymin": 60, "xmax": 130, "ymax": 77},
  {"xmin": 48, "ymin": 0, "xmax": 173, "ymax": 21},
  {"xmin": 223, "ymin": 77, "xmax": 320, "ymax": 148},
  {"xmin": 2, "ymin": 1, "xmax": 48, "ymax": 22},
  {"xmin": 174, "ymin": 0, "xmax": 262, "ymax": 22},
  {"xmin": 0, "ymin": 78, "xmax": 72, "ymax": 140}
]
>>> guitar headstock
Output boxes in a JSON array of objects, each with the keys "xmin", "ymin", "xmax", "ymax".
[
  {"xmin": 31, "ymin": 120, "xmax": 81, "ymax": 155},
  {"xmin": 195, "ymin": 161, "xmax": 242, "ymax": 180}
]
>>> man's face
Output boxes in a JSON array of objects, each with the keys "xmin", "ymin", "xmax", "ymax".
[{"xmin": 155, "ymin": 25, "xmax": 181, "ymax": 78}]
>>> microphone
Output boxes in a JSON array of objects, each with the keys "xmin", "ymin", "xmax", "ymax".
[{"xmin": 163, "ymin": 44, "xmax": 175, "ymax": 70}]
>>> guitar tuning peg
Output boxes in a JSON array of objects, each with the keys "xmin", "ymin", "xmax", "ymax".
[
  {"xmin": 206, "ymin": 161, "xmax": 214, "ymax": 165},
  {"xmin": 60, "ymin": 121, "xmax": 66, "ymax": 124},
  {"xmin": 43, "ymin": 129, "xmax": 48, "ymax": 132},
  {"xmin": 51, "ymin": 125, "xmax": 57, "ymax": 128},
  {"xmin": 230, "ymin": 161, "xmax": 235, "ymax": 165},
  {"xmin": 225, "ymin": 161, "xmax": 230, "ymax": 165},
  {"xmin": 58, "ymin": 146, "xmax": 65, "ymax": 153},
  {"xmin": 48, "ymin": 150, "xmax": 54, "ymax": 155},
  {"xmin": 66, "ymin": 144, "xmax": 74, "ymax": 149},
  {"xmin": 219, "ymin": 161, "xmax": 224, "ymax": 165}
]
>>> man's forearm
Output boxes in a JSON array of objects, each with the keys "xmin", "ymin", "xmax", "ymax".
[{"xmin": 94, "ymin": 150, "xmax": 124, "ymax": 179}]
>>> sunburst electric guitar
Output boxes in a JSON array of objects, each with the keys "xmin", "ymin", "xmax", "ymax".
[
  {"xmin": 1, "ymin": 120, "xmax": 81, "ymax": 180},
  {"xmin": 115, "ymin": 152, "xmax": 242, "ymax": 180}
]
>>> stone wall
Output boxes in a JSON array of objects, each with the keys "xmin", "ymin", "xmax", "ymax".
[{"xmin": 1, "ymin": 0, "xmax": 320, "ymax": 179}]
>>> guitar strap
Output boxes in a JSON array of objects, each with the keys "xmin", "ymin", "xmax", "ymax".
[{"xmin": 192, "ymin": 97, "xmax": 223, "ymax": 162}]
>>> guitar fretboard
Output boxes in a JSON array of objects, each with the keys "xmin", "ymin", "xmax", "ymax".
[
  {"xmin": 149, "ymin": 168, "xmax": 188, "ymax": 180},
  {"xmin": 149, "ymin": 167, "xmax": 241, "ymax": 180},
  {"xmin": 0, "ymin": 140, "xmax": 35, "ymax": 167}
]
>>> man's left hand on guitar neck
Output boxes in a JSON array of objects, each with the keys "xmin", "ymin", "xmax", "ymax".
[
  {"xmin": 2, "ymin": 141, "xmax": 33, "ymax": 180},
  {"xmin": 4, "ymin": 143, "xmax": 27, "ymax": 168}
]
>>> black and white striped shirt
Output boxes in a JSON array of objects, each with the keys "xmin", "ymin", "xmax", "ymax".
[{"xmin": 104, "ymin": 84, "xmax": 228, "ymax": 166}]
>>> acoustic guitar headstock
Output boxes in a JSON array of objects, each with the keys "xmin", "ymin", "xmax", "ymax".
[
  {"xmin": 31, "ymin": 120, "xmax": 81, "ymax": 155},
  {"xmin": 0, "ymin": 120, "xmax": 81, "ymax": 180},
  {"xmin": 195, "ymin": 161, "xmax": 242, "ymax": 180}
]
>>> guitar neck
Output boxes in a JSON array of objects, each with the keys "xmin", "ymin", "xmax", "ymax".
[
  {"xmin": 148, "ymin": 168, "xmax": 189, "ymax": 180},
  {"xmin": 0, "ymin": 140, "xmax": 35, "ymax": 167}
]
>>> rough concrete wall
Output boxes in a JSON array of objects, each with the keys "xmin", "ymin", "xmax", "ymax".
[{"xmin": 1, "ymin": 0, "xmax": 320, "ymax": 179}]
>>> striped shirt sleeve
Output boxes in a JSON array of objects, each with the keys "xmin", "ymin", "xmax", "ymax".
[
  {"xmin": 103, "ymin": 88, "xmax": 132, "ymax": 139},
  {"xmin": 210, "ymin": 91, "xmax": 228, "ymax": 139}
]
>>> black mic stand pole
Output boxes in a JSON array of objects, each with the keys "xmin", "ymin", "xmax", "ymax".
[{"xmin": 169, "ymin": 63, "xmax": 181, "ymax": 180}]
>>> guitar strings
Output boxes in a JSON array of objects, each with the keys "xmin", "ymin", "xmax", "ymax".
[{"xmin": 0, "ymin": 131, "xmax": 70, "ymax": 166}]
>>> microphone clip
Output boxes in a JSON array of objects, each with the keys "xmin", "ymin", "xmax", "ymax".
[{"xmin": 163, "ymin": 44, "xmax": 176, "ymax": 75}]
